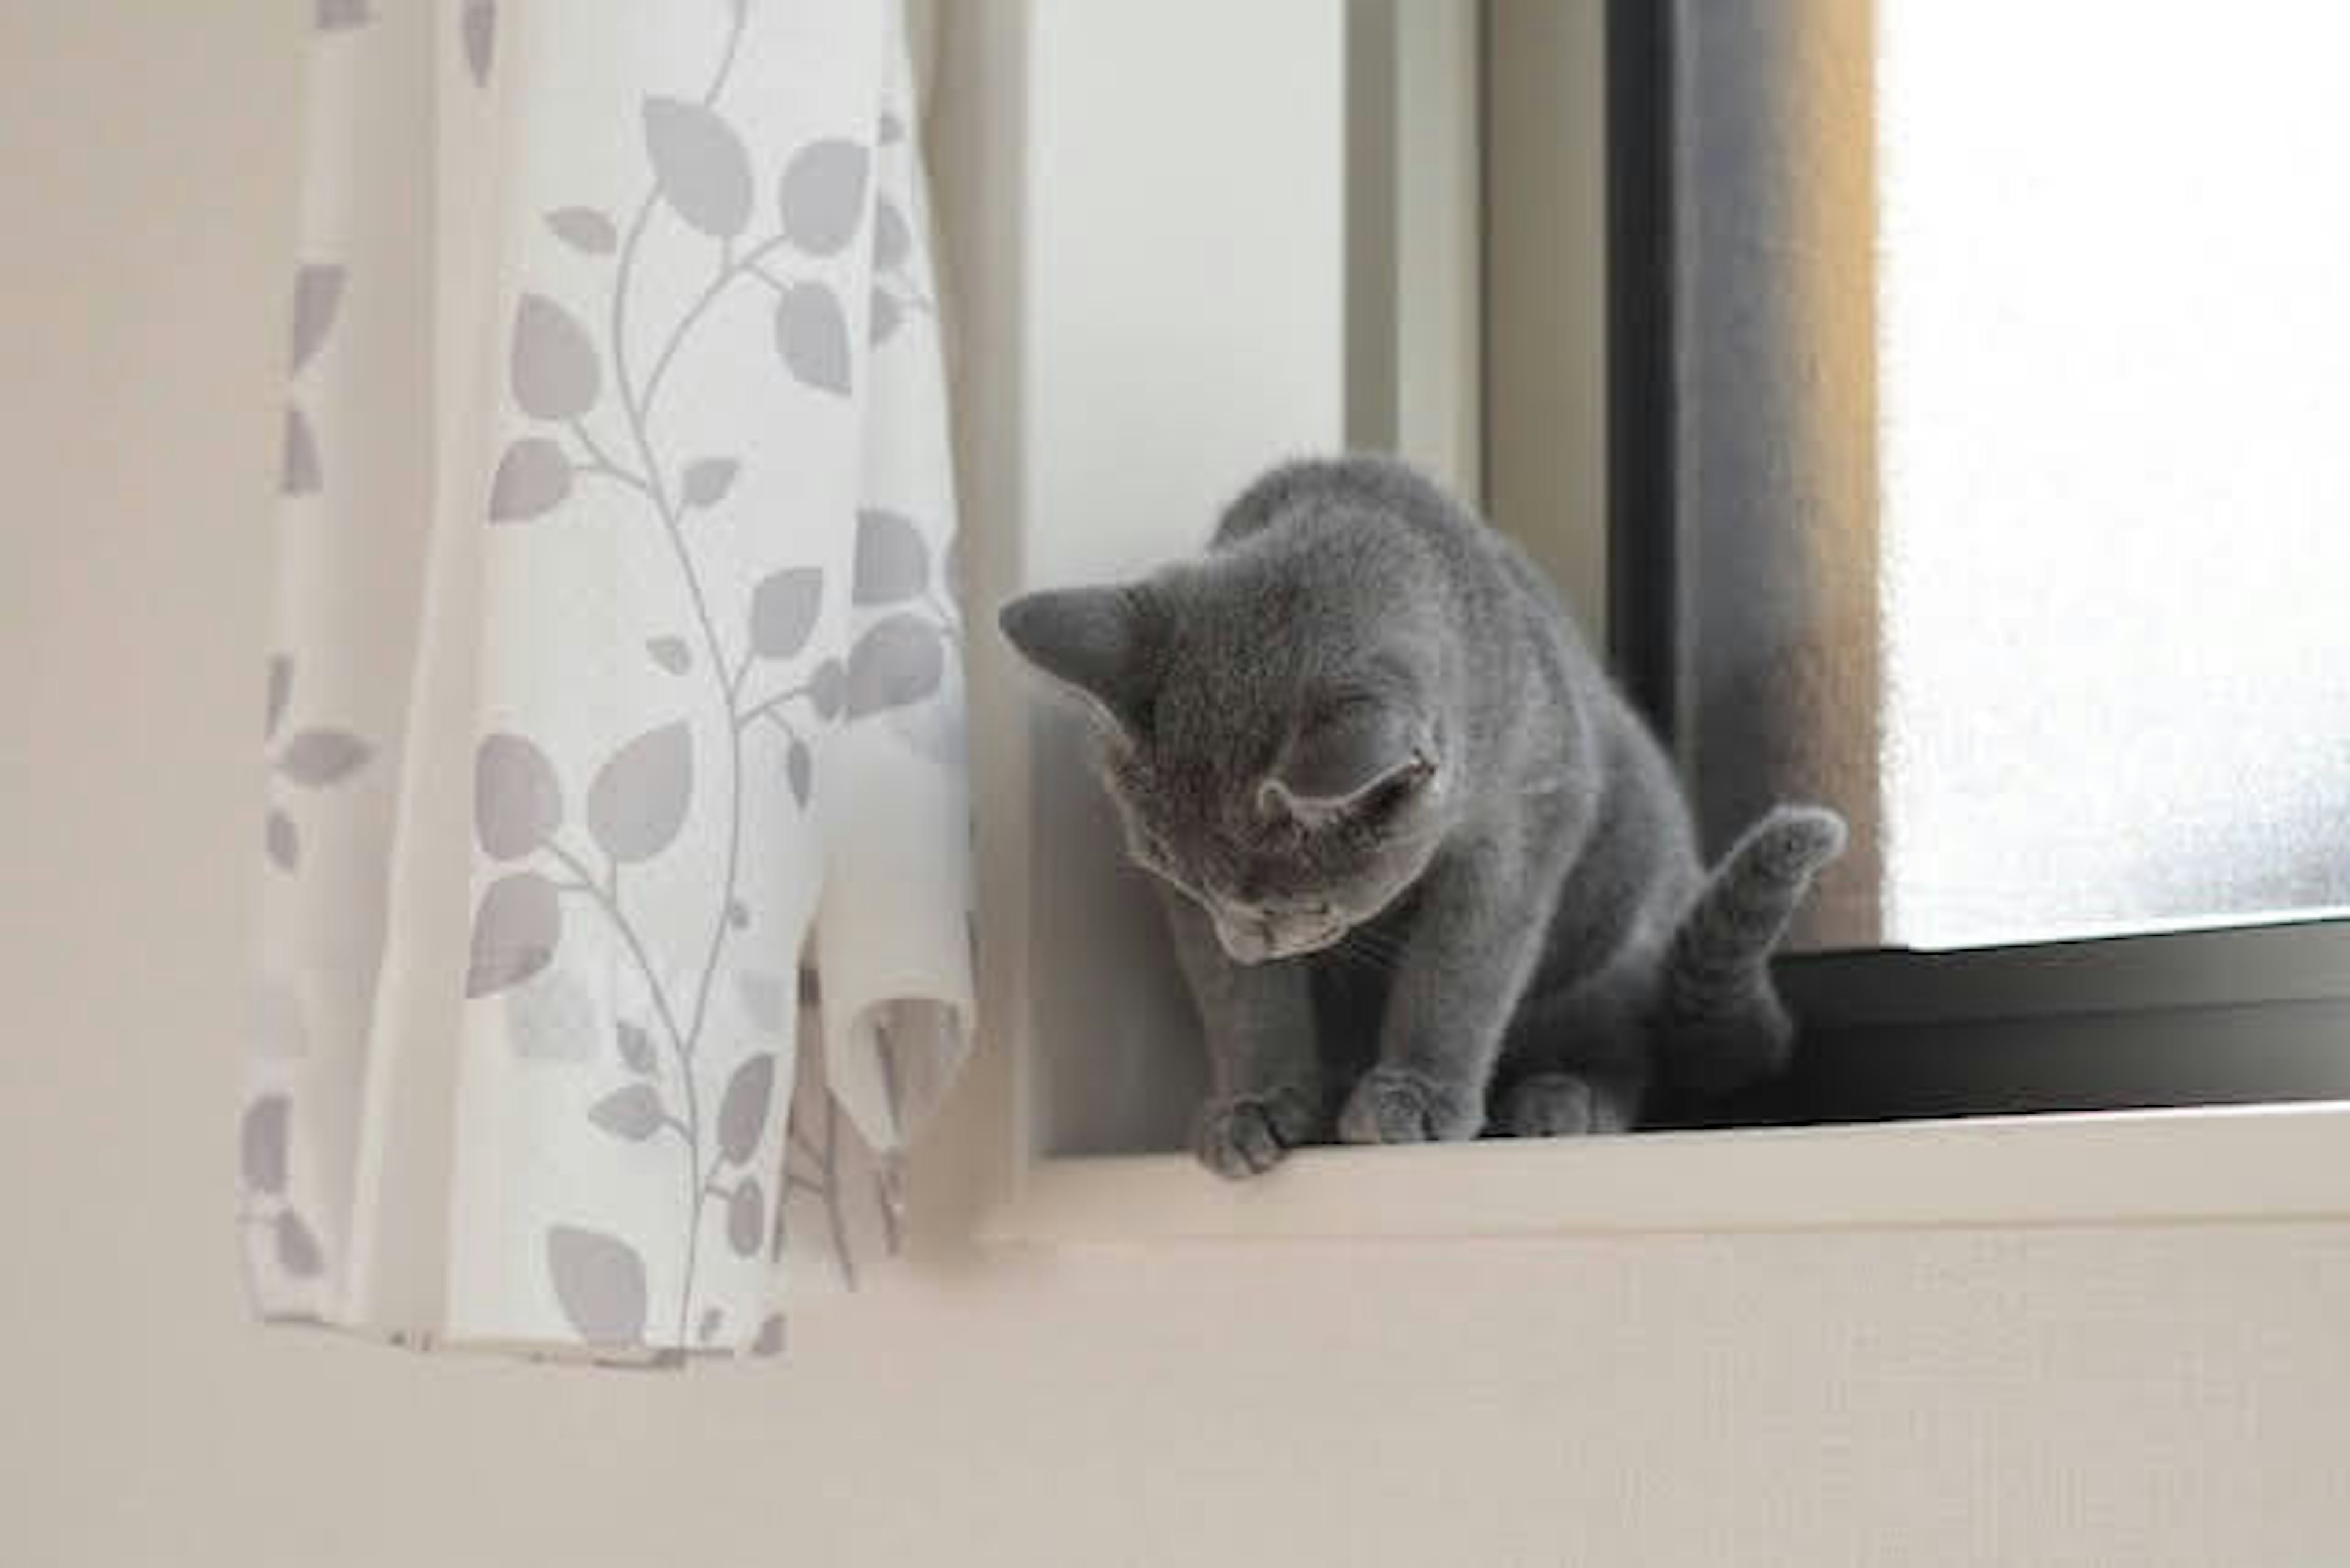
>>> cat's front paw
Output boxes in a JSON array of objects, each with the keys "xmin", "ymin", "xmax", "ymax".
[
  {"xmin": 1338, "ymin": 1067, "xmax": 1482, "ymax": 1144},
  {"xmin": 1193, "ymin": 1086, "xmax": 1320, "ymax": 1179}
]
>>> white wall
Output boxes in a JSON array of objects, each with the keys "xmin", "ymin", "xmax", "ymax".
[
  {"xmin": 1008, "ymin": 0, "xmax": 1348, "ymax": 1157},
  {"xmin": 1483, "ymin": 0, "xmax": 1610, "ymax": 639},
  {"xmin": 2, "ymin": 6, "xmax": 2346, "ymax": 1565}
]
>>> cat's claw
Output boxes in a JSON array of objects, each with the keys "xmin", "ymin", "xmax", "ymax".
[
  {"xmin": 1193, "ymin": 1087, "xmax": 1319, "ymax": 1179},
  {"xmin": 1338, "ymin": 1067, "xmax": 1480, "ymax": 1144}
]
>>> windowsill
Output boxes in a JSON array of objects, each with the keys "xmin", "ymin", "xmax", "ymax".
[{"xmin": 983, "ymin": 1100, "xmax": 2350, "ymax": 1245}]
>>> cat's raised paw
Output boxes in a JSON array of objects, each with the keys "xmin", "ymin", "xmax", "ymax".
[
  {"xmin": 1193, "ymin": 1086, "xmax": 1319, "ymax": 1179},
  {"xmin": 1338, "ymin": 1067, "xmax": 1480, "ymax": 1144}
]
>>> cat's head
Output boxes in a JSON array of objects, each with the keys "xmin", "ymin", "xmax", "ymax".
[{"xmin": 1000, "ymin": 575, "xmax": 1450, "ymax": 963}]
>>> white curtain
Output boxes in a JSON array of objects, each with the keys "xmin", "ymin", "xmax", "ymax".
[{"xmin": 240, "ymin": 0, "xmax": 971, "ymax": 1364}]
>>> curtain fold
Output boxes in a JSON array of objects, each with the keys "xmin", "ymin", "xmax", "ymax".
[{"xmin": 240, "ymin": 0, "xmax": 971, "ymax": 1364}]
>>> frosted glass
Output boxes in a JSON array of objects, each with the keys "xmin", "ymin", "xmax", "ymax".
[
  {"xmin": 1675, "ymin": 1, "xmax": 2350, "ymax": 952},
  {"xmin": 1873, "ymin": 1, "xmax": 2350, "ymax": 946}
]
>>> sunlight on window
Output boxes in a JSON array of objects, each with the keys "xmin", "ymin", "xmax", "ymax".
[{"xmin": 1876, "ymin": 1, "xmax": 2350, "ymax": 946}]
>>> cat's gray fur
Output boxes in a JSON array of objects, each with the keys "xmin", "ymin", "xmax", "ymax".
[{"xmin": 1000, "ymin": 455, "xmax": 1846, "ymax": 1177}]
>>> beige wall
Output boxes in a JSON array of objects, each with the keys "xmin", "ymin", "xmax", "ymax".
[
  {"xmin": 2, "ymin": 6, "xmax": 2346, "ymax": 1565},
  {"xmin": 1483, "ymin": 0, "xmax": 1610, "ymax": 640}
]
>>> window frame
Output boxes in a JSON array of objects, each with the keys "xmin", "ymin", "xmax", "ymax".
[
  {"xmin": 1600, "ymin": 0, "xmax": 2350, "ymax": 1127},
  {"xmin": 958, "ymin": 0, "xmax": 2350, "ymax": 1247}
]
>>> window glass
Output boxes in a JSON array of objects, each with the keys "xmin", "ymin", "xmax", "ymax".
[{"xmin": 1677, "ymin": 1, "xmax": 2350, "ymax": 951}]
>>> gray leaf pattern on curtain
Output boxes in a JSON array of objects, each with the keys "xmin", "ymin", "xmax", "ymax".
[
  {"xmin": 315, "ymin": 0, "xmax": 373, "ymax": 32},
  {"xmin": 261, "ymin": 656, "xmax": 374, "ymax": 878},
  {"xmin": 241, "ymin": 0, "xmax": 972, "ymax": 1361},
  {"xmin": 460, "ymin": 0, "xmax": 495, "ymax": 88},
  {"xmin": 239, "ymin": 1094, "xmax": 327, "ymax": 1283}
]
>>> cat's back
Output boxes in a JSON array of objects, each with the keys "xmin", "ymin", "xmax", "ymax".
[{"xmin": 1209, "ymin": 454, "xmax": 1559, "ymax": 637}]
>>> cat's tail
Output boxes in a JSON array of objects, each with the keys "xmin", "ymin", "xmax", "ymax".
[{"xmin": 1654, "ymin": 805, "xmax": 1848, "ymax": 1095}]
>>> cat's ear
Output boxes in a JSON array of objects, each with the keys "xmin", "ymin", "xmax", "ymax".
[
  {"xmin": 998, "ymin": 584, "xmax": 1165, "ymax": 739},
  {"xmin": 1259, "ymin": 703, "xmax": 1439, "ymax": 830}
]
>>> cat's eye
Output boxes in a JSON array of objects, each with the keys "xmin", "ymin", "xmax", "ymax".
[
  {"xmin": 1354, "ymin": 756, "xmax": 1434, "ymax": 828},
  {"xmin": 1129, "ymin": 826, "xmax": 1174, "ymax": 870}
]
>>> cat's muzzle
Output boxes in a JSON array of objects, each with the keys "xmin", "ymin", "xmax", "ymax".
[{"xmin": 1211, "ymin": 911, "xmax": 1349, "ymax": 965}]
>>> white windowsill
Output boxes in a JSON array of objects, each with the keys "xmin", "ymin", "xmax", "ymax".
[{"xmin": 982, "ymin": 1100, "xmax": 2350, "ymax": 1245}]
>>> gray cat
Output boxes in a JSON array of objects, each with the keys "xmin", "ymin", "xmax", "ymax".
[{"xmin": 1000, "ymin": 455, "xmax": 1846, "ymax": 1178}]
